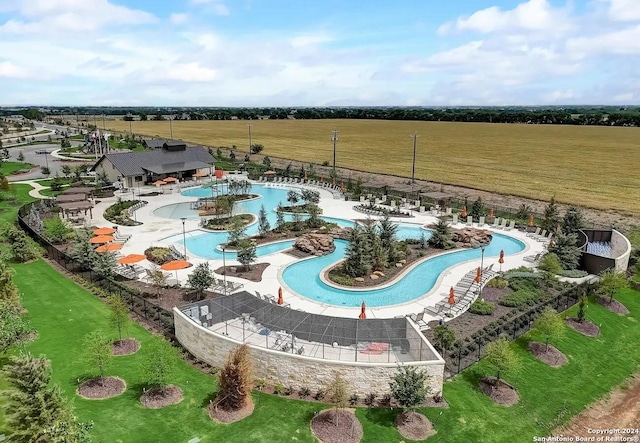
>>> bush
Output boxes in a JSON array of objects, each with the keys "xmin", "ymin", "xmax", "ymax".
[
  {"xmin": 539, "ymin": 253, "xmax": 563, "ymax": 274},
  {"xmin": 486, "ymin": 278, "xmax": 508, "ymax": 289},
  {"xmin": 331, "ymin": 275, "xmax": 355, "ymax": 286},
  {"xmin": 144, "ymin": 247, "xmax": 174, "ymax": 265},
  {"xmin": 508, "ymin": 275, "xmax": 542, "ymax": 292},
  {"xmin": 349, "ymin": 393, "xmax": 359, "ymax": 405},
  {"xmin": 561, "ymin": 269, "xmax": 588, "ymax": 278},
  {"xmin": 499, "ymin": 288, "xmax": 541, "ymax": 308},
  {"xmin": 469, "ymin": 300, "xmax": 495, "ymax": 315}
]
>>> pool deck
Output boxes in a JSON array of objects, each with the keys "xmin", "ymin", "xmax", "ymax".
[{"xmin": 83, "ymin": 181, "xmax": 547, "ymax": 323}]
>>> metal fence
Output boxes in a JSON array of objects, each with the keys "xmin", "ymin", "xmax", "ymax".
[
  {"xmin": 443, "ymin": 281, "xmax": 590, "ymax": 376},
  {"xmin": 18, "ymin": 202, "xmax": 175, "ymax": 335}
]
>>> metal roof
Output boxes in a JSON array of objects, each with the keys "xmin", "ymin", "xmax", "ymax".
[{"xmin": 92, "ymin": 146, "xmax": 214, "ymax": 177}]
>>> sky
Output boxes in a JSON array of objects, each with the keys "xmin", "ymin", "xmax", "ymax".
[{"xmin": 0, "ymin": 0, "xmax": 638, "ymax": 106}]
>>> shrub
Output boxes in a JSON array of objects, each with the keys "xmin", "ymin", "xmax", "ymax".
[
  {"xmin": 499, "ymin": 288, "xmax": 541, "ymax": 308},
  {"xmin": 299, "ymin": 387, "xmax": 311, "ymax": 398},
  {"xmin": 273, "ymin": 383, "xmax": 284, "ymax": 395},
  {"xmin": 314, "ymin": 389, "xmax": 325, "ymax": 401},
  {"xmin": 539, "ymin": 253, "xmax": 563, "ymax": 274},
  {"xmin": 561, "ymin": 269, "xmax": 588, "ymax": 278},
  {"xmin": 144, "ymin": 247, "xmax": 174, "ymax": 265},
  {"xmin": 331, "ymin": 275, "xmax": 355, "ymax": 286},
  {"xmin": 508, "ymin": 275, "xmax": 542, "ymax": 292},
  {"xmin": 469, "ymin": 300, "xmax": 495, "ymax": 315},
  {"xmin": 349, "ymin": 393, "xmax": 359, "ymax": 405},
  {"xmin": 364, "ymin": 393, "xmax": 376, "ymax": 407},
  {"xmin": 486, "ymin": 277, "xmax": 508, "ymax": 289}
]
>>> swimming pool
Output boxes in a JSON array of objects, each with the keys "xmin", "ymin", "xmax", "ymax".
[{"xmin": 281, "ymin": 233, "xmax": 525, "ymax": 307}]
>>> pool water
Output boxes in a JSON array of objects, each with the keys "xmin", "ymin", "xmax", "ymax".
[{"xmin": 282, "ymin": 234, "xmax": 525, "ymax": 307}]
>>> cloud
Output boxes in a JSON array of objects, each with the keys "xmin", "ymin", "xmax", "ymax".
[
  {"xmin": 439, "ymin": 0, "xmax": 573, "ymax": 35},
  {"xmin": 290, "ymin": 34, "xmax": 333, "ymax": 48},
  {"xmin": 0, "ymin": 61, "xmax": 29, "ymax": 78},
  {"xmin": 190, "ymin": 0, "xmax": 230, "ymax": 16},
  {"xmin": 170, "ymin": 13, "xmax": 188, "ymax": 25},
  {"xmin": 604, "ymin": 0, "xmax": 640, "ymax": 22}
]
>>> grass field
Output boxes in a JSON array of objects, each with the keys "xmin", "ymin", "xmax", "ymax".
[
  {"xmin": 105, "ymin": 119, "xmax": 640, "ymax": 213},
  {"xmin": 0, "ymin": 161, "xmax": 35, "ymax": 176}
]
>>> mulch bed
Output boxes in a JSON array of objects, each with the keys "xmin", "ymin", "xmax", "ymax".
[
  {"xmin": 208, "ymin": 398, "xmax": 255, "ymax": 424},
  {"xmin": 140, "ymin": 385, "xmax": 184, "ymax": 409},
  {"xmin": 310, "ymin": 409, "xmax": 363, "ymax": 443},
  {"xmin": 112, "ymin": 338, "xmax": 141, "ymax": 356},
  {"xmin": 565, "ymin": 318, "xmax": 600, "ymax": 336},
  {"xmin": 597, "ymin": 297, "xmax": 629, "ymax": 315},
  {"xmin": 77, "ymin": 377, "xmax": 126, "ymax": 400},
  {"xmin": 396, "ymin": 411, "xmax": 436, "ymax": 441},
  {"xmin": 478, "ymin": 377, "xmax": 519, "ymax": 406},
  {"xmin": 528, "ymin": 341, "xmax": 568, "ymax": 367},
  {"xmin": 213, "ymin": 262, "xmax": 270, "ymax": 283}
]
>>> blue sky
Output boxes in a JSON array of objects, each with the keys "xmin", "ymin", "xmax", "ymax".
[{"xmin": 0, "ymin": 0, "xmax": 638, "ymax": 106}]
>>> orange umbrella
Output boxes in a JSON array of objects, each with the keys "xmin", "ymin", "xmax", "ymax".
[
  {"xmin": 461, "ymin": 206, "xmax": 467, "ymax": 218},
  {"xmin": 193, "ymin": 171, "xmax": 208, "ymax": 177},
  {"xmin": 474, "ymin": 266, "xmax": 482, "ymax": 284},
  {"xmin": 93, "ymin": 227, "xmax": 116, "ymax": 235},
  {"xmin": 163, "ymin": 177, "xmax": 178, "ymax": 182},
  {"xmin": 161, "ymin": 260, "xmax": 191, "ymax": 284},
  {"xmin": 528, "ymin": 214, "xmax": 534, "ymax": 227},
  {"xmin": 340, "ymin": 182, "xmax": 345, "ymax": 192},
  {"xmin": 489, "ymin": 208, "xmax": 494, "ymax": 218},
  {"xmin": 264, "ymin": 170, "xmax": 276, "ymax": 175},
  {"xmin": 359, "ymin": 301, "xmax": 366, "ymax": 319},
  {"xmin": 118, "ymin": 254, "xmax": 146, "ymax": 264},
  {"xmin": 152, "ymin": 179, "xmax": 166, "ymax": 186},
  {"xmin": 96, "ymin": 243, "xmax": 123, "ymax": 253},
  {"xmin": 332, "ymin": 178, "xmax": 336, "ymax": 186},
  {"xmin": 498, "ymin": 249, "xmax": 505, "ymax": 272},
  {"xmin": 448, "ymin": 287, "xmax": 456, "ymax": 305},
  {"xmin": 90, "ymin": 235, "xmax": 114, "ymax": 244},
  {"xmin": 277, "ymin": 287, "xmax": 284, "ymax": 305}
]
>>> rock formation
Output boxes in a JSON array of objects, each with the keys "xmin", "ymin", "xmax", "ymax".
[
  {"xmin": 451, "ymin": 228, "xmax": 493, "ymax": 248},
  {"xmin": 293, "ymin": 233, "xmax": 336, "ymax": 256}
]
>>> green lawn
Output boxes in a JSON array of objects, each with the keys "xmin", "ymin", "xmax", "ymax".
[
  {"xmin": 35, "ymin": 178, "xmax": 73, "ymax": 187},
  {"xmin": 6, "ymin": 254, "xmax": 640, "ymax": 442},
  {"xmin": 0, "ymin": 161, "xmax": 35, "ymax": 176},
  {"xmin": 0, "ymin": 184, "xmax": 36, "ymax": 223}
]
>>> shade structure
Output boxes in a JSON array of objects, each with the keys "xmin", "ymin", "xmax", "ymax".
[
  {"xmin": 152, "ymin": 180, "xmax": 166, "ymax": 186},
  {"xmin": 277, "ymin": 287, "xmax": 284, "ymax": 305},
  {"xmin": 359, "ymin": 301, "xmax": 366, "ymax": 319},
  {"xmin": 96, "ymin": 243, "xmax": 123, "ymax": 253},
  {"xmin": 528, "ymin": 214, "xmax": 534, "ymax": 227},
  {"xmin": 461, "ymin": 206, "xmax": 467, "ymax": 218},
  {"xmin": 118, "ymin": 254, "xmax": 146, "ymax": 265},
  {"xmin": 448, "ymin": 287, "xmax": 456, "ymax": 305},
  {"xmin": 489, "ymin": 208, "xmax": 494, "ymax": 218},
  {"xmin": 90, "ymin": 235, "xmax": 114, "ymax": 244},
  {"xmin": 474, "ymin": 266, "xmax": 482, "ymax": 284},
  {"xmin": 264, "ymin": 170, "xmax": 276, "ymax": 175},
  {"xmin": 193, "ymin": 171, "xmax": 208, "ymax": 177},
  {"xmin": 161, "ymin": 260, "xmax": 191, "ymax": 285},
  {"xmin": 163, "ymin": 177, "xmax": 179, "ymax": 183},
  {"xmin": 93, "ymin": 227, "xmax": 116, "ymax": 236}
]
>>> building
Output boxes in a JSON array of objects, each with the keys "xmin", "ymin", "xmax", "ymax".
[{"xmin": 91, "ymin": 143, "xmax": 214, "ymax": 189}]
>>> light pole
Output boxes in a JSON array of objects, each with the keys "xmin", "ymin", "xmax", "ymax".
[
  {"xmin": 132, "ymin": 190, "xmax": 137, "ymax": 222},
  {"xmin": 222, "ymin": 245, "xmax": 227, "ymax": 293},
  {"xmin": 331, "ymin": 129, "xmax": 338, "ymax": 176},
  {"xmin": 478, "ymin": 245, "xmax": 486, "ymax": 297},
  {"xmin": 180, "ymin": 217, "xmax": 187, "ymax": 260},
  {"xmin": 169, "ymin": 115, "xmax": 173, "ymax": 139},
  {"xmin": 411, "ymin": 132, "xmax": 418, "ymax": 184},
  {"xmin": 248, "ymin": 122, "xmax": 252, "ymax": 159}
]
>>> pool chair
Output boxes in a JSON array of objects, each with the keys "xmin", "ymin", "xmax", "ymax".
[
  {"xmin": 526, "ymin": 227, "xmax": 541, "ymax": 237},
  {"xmin": 491, "ymin": 217, "xmax": 501, "ymax": 229},
  {"xmin": 409, "ymin": 311, "xmax": 429, "ymax": 328},
  {"xmin": 537, "ymin": 232, "xmax": 553, "ymax": 244},
  {"xmin": 504, "ymin": 220, "xmax": 516, "ymax": 231},
  {"xmin": 523, "ymin": 252, "xmax": 543, "ymax": 263},
  {"xmin": 532, "ymin": 229, "xmax": 547, "ymax": 241}
]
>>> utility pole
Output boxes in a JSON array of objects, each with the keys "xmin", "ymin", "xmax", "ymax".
[
  {"xmin": 93, "ymin": 114, "xmax": 101, "ymax": 159},
  {"xmin": 248, "ymin": 122, "xmax": 252, "ymax": 159},
  {"xmin": 331, "ymin": 129, "xmax": 339, "ymax": 176},
  {"xmin": 169, "ymin": 115, "xmax": 173, "ymax": 139},
  {"xmin": 411, "ymin": 132, "xmax": 419, "ymax": 184},
  {"xmin": 129, "ymin": 117, "xmax": 132, "ymax": 135},
  {"xmin": 75, "ymin": 113, "xmax": 80, "ymax": 135},
  {"xmin": 102, "ymin": 114, "xmax": 108, "ymax": 153}
]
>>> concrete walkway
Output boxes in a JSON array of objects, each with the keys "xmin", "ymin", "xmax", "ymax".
[{"xmin": 12, "ymin": 179, "xmax": 52, "ymax": 199}]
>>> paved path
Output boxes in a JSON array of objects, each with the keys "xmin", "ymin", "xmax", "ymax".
[{"xmin": 11, "ymin": 179, "xmax": 52, "ymax": 199}]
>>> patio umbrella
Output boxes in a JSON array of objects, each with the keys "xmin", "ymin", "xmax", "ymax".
[
  {"xmin": 448, "ymin": 287, "xmax": 456, "ymax": 305},
  {"xmin": 152, "ymin": 180, "xmax": 166, "ymax": 186},
  {"xmin": 277, "ymin": 287, "xmax": 284, "ymax": 305},
  {"xmin": 358, "ymin": 301, "xmax": 366, "ymax": 319},
  {"xmin": 161, "ymin": 260, "xmax": 191, "ymax": 284},
  {"xmin": 118, "ymin": 254, "xmax": 146, "ymax": 265},
  {"xmin": 528, "ymin": 214, "xmax": 534, "ymax": 227},
  {"xmin": 96, "ymin": 243, "xmax": 123, "ymax": 253},
  {"xmin": 340, "ymin": 182, "xmax": 345, "ymax": 192},
  {"xmin": 264, "ymin": 170, "xmax": 276, "ymax": 175},
  {"xmin": 474, "ymin": 266, "xmax": 482, "ymax": 284},
  {"xmin": 461, "ymin": 206, "xmax": 467, "ymax": 218},
  {"xmin": 498, "ymin": 249, "xmax": 505, "ymax": 272},
  {"xmin": 164, "ymin": 177, "xmax": 179, "ymax": 183},
  {"xmin": 93, "ymin": 227, "xmax": 116, "ymax": 236},
  {"xmin": 90, "ymin": 235, "xmax": 114, "ymax": 244},
  {"xmin": 193, "ymin": 171, "xmax": 208, "ymax": 177},
  {"xmin": 489, "ymin": 208, "xmax": 494, "ymax": 218}
]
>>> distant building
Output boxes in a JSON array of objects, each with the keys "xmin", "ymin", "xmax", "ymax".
[
  {"xmin": 142, "ymin": 138, "xmax": 188, "ymax": 149},
  {"xmin": 91, "ymin": 143, "xmax": 214, "ymax": 189}
]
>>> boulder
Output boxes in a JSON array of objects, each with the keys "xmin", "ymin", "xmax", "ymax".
[
  {"xmin": 293, "ymin": 233, "xmax": 336, "ymax": 256},
  {"xmin": 328, "ymin": 227, "xmax": 353, "ymax": 241},
  {"xmin": 396, "ymin": 263, "xmax": 403, "ymax": 268},
  {"xmin": 370, "ymin": 274, "xmax": 379, "ymax": 280},
  {"xmin": 373, "ymin": 270, "xmax": 385, "ymax": 277},
  {"xmin": 355, "ymin": 277, "xmax": 365, "ymax": 282},
  {"xmin": 451, "ymin": 228, "xmax": 493, "ymax": 249}
]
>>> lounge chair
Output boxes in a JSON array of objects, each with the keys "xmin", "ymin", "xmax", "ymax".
[
  {"xmin": 533, "ymin": 229, "xmax": 547, "ymax": 241},
  {"xmin": 491, "ymin": 217, "xmax": 501, "ymax": 229},
  {"xmin": 497, "ymin": 219, "xmax": 508, "ymax": 229},
  {"xmin": 523, "ymin": 252, "xmax": 543, "ymax": 263},
  {"xmin": 409, "ymin": 311, "xmax": 430, "ymax": 328},
  {"xmin": 466, "ymin": 216, "xmax": 473, "ymax": 226},
  {"xmin": 504, "ymin": 220, "xmax": 516, "ymax": 231},
  {"xmin": 526, "ymin": 227, "xmax": 541, "ymax": 237}
]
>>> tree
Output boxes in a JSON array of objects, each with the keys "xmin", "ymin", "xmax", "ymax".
[
  {"xmin": 217, "ymin": 344, "xmax": 253, "ymax": 411},
  {"xmin": 250, "ymin": 143, "xmax": 264, "ymax": 154},
  {"xmin": 91, "ymin": 250, "xmax": 117, "ymax": 279},
  {"xmin": 483, "ymin": 337, "xmax": 521, "ymax": 382},
  {"xmin": 229, "ymin": 150, "xmax": 236, "ymax": 161},
  {"xmin": 8, "ymin": 229, "xmax": 38, "ymax": 263},
  {"xmin": 562, "ymin": 206, "xmax": 584, "ymax": 235},
  {"xmin": 470, "ymin": 197, "xmax": 484, "ymax": 220},
  {"xmin": 326, "ymin": 372, "xmax": 349, "ymax": 426},
  {"xmin": 541, "ymin": 196, "xmax": 561, "ymax": 233},
  {"xmin": 140, "ymin": 341, "xmax": 178, "ymax": 393},
  {"xmin": 82, "ymin": 330, "xmax": 113, "ymax": 380},
  {"xmin": 389, "ymin": 366, "xmax": 432, "ymax": 419},
  {"xmin": 0, "ymin": 301, "xmax": 33, "ymax": 352},
  {"xmin": 147, "ymin": 264, "xmax": 169, "ymax": 295},
  {"xmin": 515, "ymin": 204, "xmax": 532, "ymax": 222},
  {"xmin": 286, "ymin": 190, "xmax": 300, "ymax": 206},
  {"xmin": 187, "ymin": 262, "xmax": 214, "ymax": 299},
  {"xmin": 534, "ymin": 308, "xmax": 565, "ymax": 352},
  {"xmin": 0, "ymin": 260, "xmax": 21, "ymax": 307},
  {"xmin": 343, "ymin": 227, "xmax": 372, "ymax": 277},
  {"xmin": 275, "ymin": 205, "xmax": 285, "ymax": 232},
  {"xmin": 547, "ymin": 231, "xmax": 582, "ymax": 270},
  {"xmin": 41, "ymin": 166, "xmax": 51, "ymax": 176},
  {"xmin": 17, "ymin": 150, "xmax": 24, "ymax": 162},
  {"xmin": 432, "ymin": 324, "xmax": 456, "ymax": 354},
  {"xmin": 538, "ymin": 253, "xmax": 563, "ymax": 274},
  {"xmin": 257, "ymin": 204, "xmax": 270, "ymax": 236},
  {"xmin": 370, "ymin": 235, "xmax": 388, "ymax": 271},
  {"xmin": 379, "ymin": 214, "xmax": 399, "ymax": 262},
  {"xmin": 236, "ymin": 239, "xmax": 257, "ymax": 270},
  {"xmin": 61, "ymin": 165, "xmax": 72, "ymax": 177},
  {"xmin": 227, "ymin": 220, "xmax": 247, "ymax": 246},
  {"xmin": 306, "ymin": 203, "xmax": 322, "ymax": 228},
  {"xmin": 428, "ymin": 219, "xmax": 454, "ymax": 249},
  {"xmin": 95, "ymin": 171, "xmax": 111, "ymax": 188},
  {"xmin": 598, "ymin": 269, "xmax": 629, "ymax": 303},
  {"xmin": 301, "ymin": 189, "xmax": 320, "ymax": 204},
  {"xmin": 108, "ymin": 295, "xmax": 129, "ymax": 342},
  {"xmin": 262, "ymin": 156, "xmax": 271, "ymax": 167},
  {"xmin": 577, "ymin": 296, "xmax": 588, "ymax": 323},
  {"xmin": 70, "ymin": 231, "xmax": 97, "ymax": 271},
  {"xmin": 43, "ymin": 217, "xmax": 73, "ymax": 244}
]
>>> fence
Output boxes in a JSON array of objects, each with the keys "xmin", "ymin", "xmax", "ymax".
[
  {"xmin": 18, "ymin": 202, "xmax": 175, "ymax": 335},
  {"xmin": 443, "ymin": 281, "xmax": 590, "ymax": 376}
]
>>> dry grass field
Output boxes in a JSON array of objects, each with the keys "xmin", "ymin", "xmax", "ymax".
[{"xmin": 104, "ymin": 119, "xmax": 639, "ymax": 213}]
